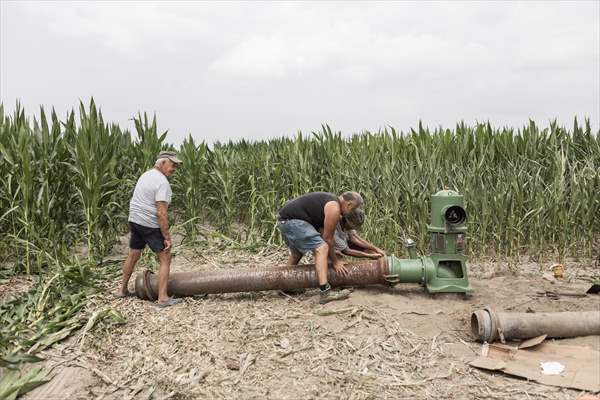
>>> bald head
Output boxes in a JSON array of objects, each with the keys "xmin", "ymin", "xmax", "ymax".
[
  {"xmin": 341, "ymin": 191, "xmax": 363, "ymax": 208},
  {"xmin": 339, "ymin": 191, "xmax": 363, "ymax": 217}
]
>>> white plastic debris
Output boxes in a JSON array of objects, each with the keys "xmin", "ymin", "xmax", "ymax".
[{"xmin": 540, "ymin": 361, "xmax": 565, "ymax": 375}]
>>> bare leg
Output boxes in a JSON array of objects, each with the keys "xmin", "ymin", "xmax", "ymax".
[
  {"xmin": 156, "ymin": 248, "xmax": 172, "ymax": 303},
  {"xmin": 120, "ymin": 249, "xmax": 142, "ymax": 294},
  {"xmin": 287, "ymin": 250, "xmax": 303, "ymax": 266},
  {"xmin": 280, "ymin": 250, "xmax": 305, "ymax": 296},
  {"xmin": 313, "ymin": 243, "xmax": 329, "ymax": 285},
  {"xmin": 327, "ymin": 250, "xmax": 345, "ymax": 264}
]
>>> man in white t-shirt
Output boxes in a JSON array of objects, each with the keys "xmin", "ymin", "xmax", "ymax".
[{"xmin": 116, "ymin": 151, "xmax": 183, "ymax": 307}]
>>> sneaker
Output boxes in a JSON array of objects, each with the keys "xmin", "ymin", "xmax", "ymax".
[{"xmin": 319, "ymin": 288, "xmax": 351, "ymax": 305}]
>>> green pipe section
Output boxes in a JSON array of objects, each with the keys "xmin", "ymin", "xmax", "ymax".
[
  {"xmin": 388, "ymin": 256, "xmax": 425, "ymax": 283},
  {"xmin": 388, "ymin": 255, "xmax": 462, "ymax": 282},
  {"xmin": 386, "ymin": 255, "xmax": 471, "ymax": 294}
]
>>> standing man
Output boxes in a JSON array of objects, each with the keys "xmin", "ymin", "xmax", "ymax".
[
  {"xmin": 116, "ymin": 151, "xmax": 183, "ymax": 308},
  {"xmin": 277, "ymin": 191, "xmax": 363, "ymax": 304}
]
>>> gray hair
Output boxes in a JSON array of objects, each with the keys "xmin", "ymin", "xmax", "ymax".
[
  {"xmin": 154, "ymin": 157, "xmax": 169, "ymax": 168},
  {"xmin": 343, "ymin": 207, "xmax": 365, "ymax": 229},
  {"xmin": 341, "ymin": 191, "xmax": 364, "ymax": 207}
]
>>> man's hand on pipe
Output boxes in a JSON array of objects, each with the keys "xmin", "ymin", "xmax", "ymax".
[{"xmin": 333, "ymin": 260, "xmax": 349, "ymax": 276}]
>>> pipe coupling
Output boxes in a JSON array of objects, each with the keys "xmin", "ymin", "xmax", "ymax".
[
  {"xmin": 134, "ymin": 269, "xmax": 157, "ymax": 301},
  {"xmin": 471, "ymin": 307, "xmax": 503, "ymax": 343}
]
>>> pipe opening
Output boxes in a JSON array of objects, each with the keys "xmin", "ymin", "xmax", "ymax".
[
  {"xmin": 471, "ymin": 309, "xmax": 492, "ymax": 342},
  {"xmin": 437, "ymin": 261, "xmax": 463, "ymax": 278},
  {"xmin": 444, "ymin": 206, "xmax": 466, "ymax": 225},
  {"xmin": 470, "ymin": 312, "xmax": 481, "ymax": 338}
]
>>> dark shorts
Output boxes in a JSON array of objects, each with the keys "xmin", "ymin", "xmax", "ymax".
[
  {"xmin": 277, "ymin": 219, "xmax": 326, "ymax": 255},
  {"xmin": 128, "ymin": 222, "xmax": 165, "ymax": 252}
]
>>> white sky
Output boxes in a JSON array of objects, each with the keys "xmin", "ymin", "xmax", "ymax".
[{"xmin": 1, "ymin": 1, "xmax": 599, "ymax": 144}]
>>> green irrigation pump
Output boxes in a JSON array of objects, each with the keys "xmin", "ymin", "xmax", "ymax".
[{"xmin": 385, "ymin": 189, "xmax": 473, "ymax": 294}]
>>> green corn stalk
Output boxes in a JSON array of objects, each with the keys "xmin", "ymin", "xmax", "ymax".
[
  {"xmin": 0, "ymin": 367, "xmax": 50, "ymax": 400},
  {"xmin": 68, "ymin": 99, "xmax": 122, "ymax": 264},
  {"xmin": 133, "ymin": 112, "xmax": 168, "ymax": 171},
  {"xmin": 172, "ymin": 135, "xmax": 209, "ymax": 239},
  {"xmin": 0, "ymin": 105, "xmax": 35, "ymax": 273},
  {"xmin": 1, "ymin": 100, "xmax": 598, "ymax": 265},
  {"xmin": 206, "ymin": 145, "xmax": 239, "ymax": 234},
  {"xmin": 194, "ymin": 119, "xmax": 599, "ymax": 258}
]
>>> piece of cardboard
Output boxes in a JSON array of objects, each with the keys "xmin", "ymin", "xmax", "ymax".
[
  {"xmin": 519, "ymin": 335, "xmax": 547, "ymax": 349},
  {"xmin": 470, "ymin": 357, "xmax": 506, "ymax": 370},
  {"xmin": 470, "ymin": 342, "xmax": 600, "ymax": 392}
]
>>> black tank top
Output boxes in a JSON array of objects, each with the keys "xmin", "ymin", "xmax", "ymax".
[{"xmin": 278, "ymin": 192, "xmax": 338, "ymax": 230}]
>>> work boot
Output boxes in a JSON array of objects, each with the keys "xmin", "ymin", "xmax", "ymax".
[{"xmin": 319, "ymin": 288, "xmax": 351, "ymax": 304}]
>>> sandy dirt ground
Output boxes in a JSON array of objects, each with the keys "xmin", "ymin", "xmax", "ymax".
[
  {"xmin": 0, "ymin": 275, "xmax": 34, "ymax": 299},
  {"xmin": 17, "ymin": 237, "xmax": 600, "ymax": 400}
]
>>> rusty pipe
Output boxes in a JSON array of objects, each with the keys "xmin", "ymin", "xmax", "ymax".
[
  {"xmin": 134, "ymin": 258, "xmax": 390, "ymax": 300},
  {"xmin": 471, "ymin": 308, "xmax": 600, "ymax": 342}
]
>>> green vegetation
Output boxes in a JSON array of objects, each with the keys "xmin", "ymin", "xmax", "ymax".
[
  {"xmin": 0, "ymin": 254, "xmax": 124, "ymax": 398},
  {"xmin": 1, "ymin": 101, "xmax": 599, "ymax": 269},
  {"xmin": 0, "ymin": 99, "xmax": 598, "ymax": 396}
]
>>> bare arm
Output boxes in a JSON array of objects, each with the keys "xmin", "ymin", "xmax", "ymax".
[
  {"xmin": 342, "ymin": 248, "xmax": 381, "ymax": 259},
  {"xmin": 323, "ymin": 201, "xmax": 348, "ymax": 275},
  {"xmin": 349, "ymin": 233, "xmax": 385, "ymax": 256},
  {"xmin": 156, "ymin": 201, "xmax": 171, "ymax": 251}
]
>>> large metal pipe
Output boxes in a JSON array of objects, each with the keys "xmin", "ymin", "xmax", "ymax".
[
  {"xmin": 134, "ymin": 258, "xmax": 390, "ymax": 300},
  {"xmin": 471, "ymin": 308, "xmax": 600, "ymax": 343}
]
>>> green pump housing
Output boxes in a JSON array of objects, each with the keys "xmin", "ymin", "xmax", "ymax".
[{"xmin": 385, "ymin": 189, "xmax": 472, "ymax": 294}]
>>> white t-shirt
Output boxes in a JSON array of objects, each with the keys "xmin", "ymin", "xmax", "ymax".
[{"xmin": 128, "ymin": 169, "xmax": 172, "ymax": 228}]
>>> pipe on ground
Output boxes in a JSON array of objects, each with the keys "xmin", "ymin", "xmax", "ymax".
[
  {"xmin": 134, "ymin": 258, "xmax": 390, "ymax": 300},
  {"xmin": 471, "ymin": 308, "xmax": 600, "ymax": 342}
]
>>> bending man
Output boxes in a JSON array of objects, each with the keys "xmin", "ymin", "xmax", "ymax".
[{"xmin": 277, "ymin": 191, "xmax": 363, "ymax": 304}]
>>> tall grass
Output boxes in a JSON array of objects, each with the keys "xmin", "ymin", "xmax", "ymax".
[
  {"xmin": 0, "ymin": 105, "xmax": 77, "ymax": 273},
  {"xmin": 173, "ymin": 135, "xmax": 209, "ymax": 240},
  {"xmin": 69, "ymin": 101, "xmax": 124, "ymax": 263},
  {"xmin": 181, "ymin": 121, "xmax": 598, "ymax": 260},
  {"xmin": 0, "ymin": 102, "xmax": 598, "ymax": 271}
]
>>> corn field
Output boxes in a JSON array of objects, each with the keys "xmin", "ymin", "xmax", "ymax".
[
  {"xmin": 1, "ymin": 100, "xmax": 599, "ymax": 276},
  {"xmin": 0, "ymin": 99, "xmax": 599, "ymax": 397}
]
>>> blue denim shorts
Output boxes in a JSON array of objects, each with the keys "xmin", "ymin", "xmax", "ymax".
[{"xmin": 277, "ymin": 219, "xmax": 325, "ymax": 255}]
